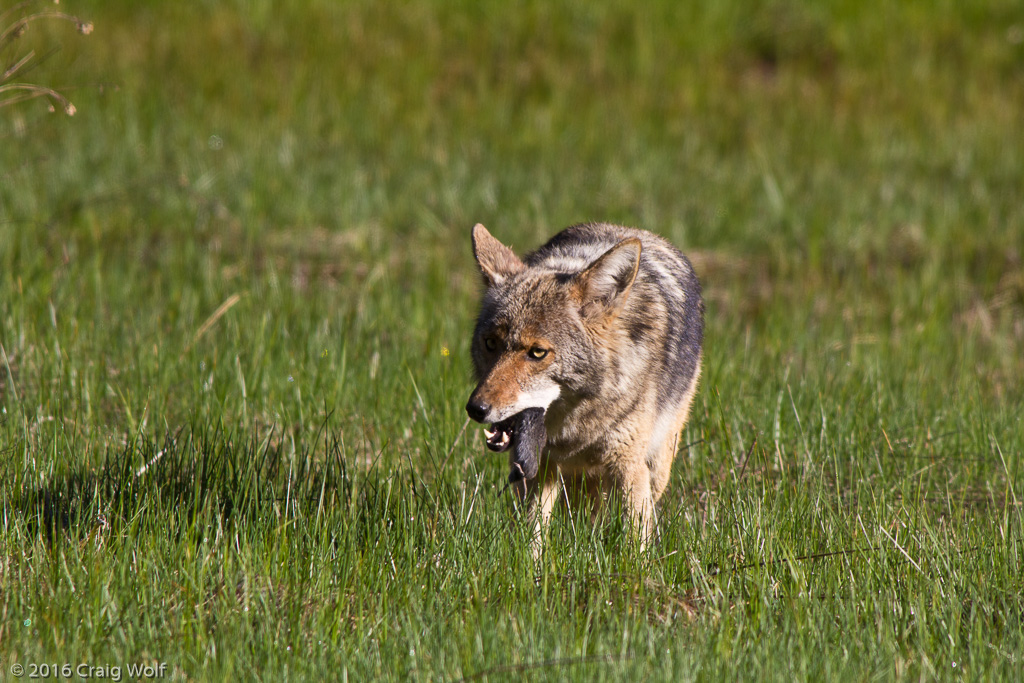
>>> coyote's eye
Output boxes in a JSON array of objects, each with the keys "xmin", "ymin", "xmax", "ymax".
[
  {"xmin": 527, "ymin": 347, "xmax": 548, "ymax": 360},
  {"xmin": 484, "ymin": 338, "xmax": 498, "ymax": 352}
]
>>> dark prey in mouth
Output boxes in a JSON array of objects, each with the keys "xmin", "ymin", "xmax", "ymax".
[{"xmin": 483, "ymin": 407, "xmax": 546, "ymax": 485}]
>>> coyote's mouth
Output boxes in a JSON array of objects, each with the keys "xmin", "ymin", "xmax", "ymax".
[
  {"xmin": 483, "ymin": 418, "xmax": 515, "ymax": 452},
  {"xmin": 481, "ymin": 408, "xmax": 547, "ymax": 486}
]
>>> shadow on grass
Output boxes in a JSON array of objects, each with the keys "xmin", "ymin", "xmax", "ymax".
[{"xmin": 13, "ymin": 421, "xmax": 355, "ymax": 543}]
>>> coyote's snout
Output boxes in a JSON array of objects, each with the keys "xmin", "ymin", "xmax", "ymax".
[{"xmin": 467, "ymin": 222, "xmax": 704, "ymax": 550}]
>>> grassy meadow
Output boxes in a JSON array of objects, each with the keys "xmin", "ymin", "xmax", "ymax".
[{"xmin": 2, "ymin": 0, "xmax": 1022, "ymax": 679}]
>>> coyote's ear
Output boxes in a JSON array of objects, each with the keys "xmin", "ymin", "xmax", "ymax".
[
  {"xmin": 471, "ymin": 223, "xmax": 525, "ymax": 287},
  {"xmin": 574, "ymin": 238, "xmax": 642, "ymax": 317}
]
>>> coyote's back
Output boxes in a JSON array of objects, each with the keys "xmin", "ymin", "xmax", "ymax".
[{"xmin": 467, "ymin": 222, "xmax": 704, "ymax": 548}]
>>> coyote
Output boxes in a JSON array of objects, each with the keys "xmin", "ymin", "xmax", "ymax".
[{"xmin": 466, "ymin": 222, "xmax": 704, "ymax": 549}]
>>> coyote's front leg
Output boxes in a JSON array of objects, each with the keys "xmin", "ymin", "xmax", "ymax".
[
  {"xmin": 618, "ymin": 460, "xmax": 657, "ymax": 550},
  {"xmin": 518, "ymin": 468, "xmax": 559, "ymax": 558}
]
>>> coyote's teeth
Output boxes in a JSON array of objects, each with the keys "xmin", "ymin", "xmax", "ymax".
[
  {"xmin": 499, "ymin": 432, "xmax": 510, "ymax": 446},
  {"xmin": 483, "ymin": 428, "xmax": 496, "ymax": 440}
]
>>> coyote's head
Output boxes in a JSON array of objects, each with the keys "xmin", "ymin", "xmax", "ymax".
[{"xmin": 465, "ymin": 223, "xmax": 641, "ymax": 432}]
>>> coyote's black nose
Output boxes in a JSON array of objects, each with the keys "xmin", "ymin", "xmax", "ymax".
[{"xmin": 466, "ymin": 398, "xmax": 489, "ymax": 423}]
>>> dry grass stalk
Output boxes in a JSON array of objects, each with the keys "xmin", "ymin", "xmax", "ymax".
[{"xmin": 0, "ymin": 0, "xmax": 92, "ymax": 115}]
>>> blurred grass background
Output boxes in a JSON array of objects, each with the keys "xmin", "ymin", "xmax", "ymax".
[{"xmin": 1, "ymin": 0, "xmax": 1022, "ymax": 679}]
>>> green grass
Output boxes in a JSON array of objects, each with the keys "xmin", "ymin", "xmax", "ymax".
[{"xmin": 2, "ymin": 0, "xmax": 1022, "ymax": 679}]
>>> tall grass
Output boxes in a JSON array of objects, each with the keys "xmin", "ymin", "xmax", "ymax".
[{"xmin": 1, "ymin": 0, "xmax": 1022, "ymax": 679}]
